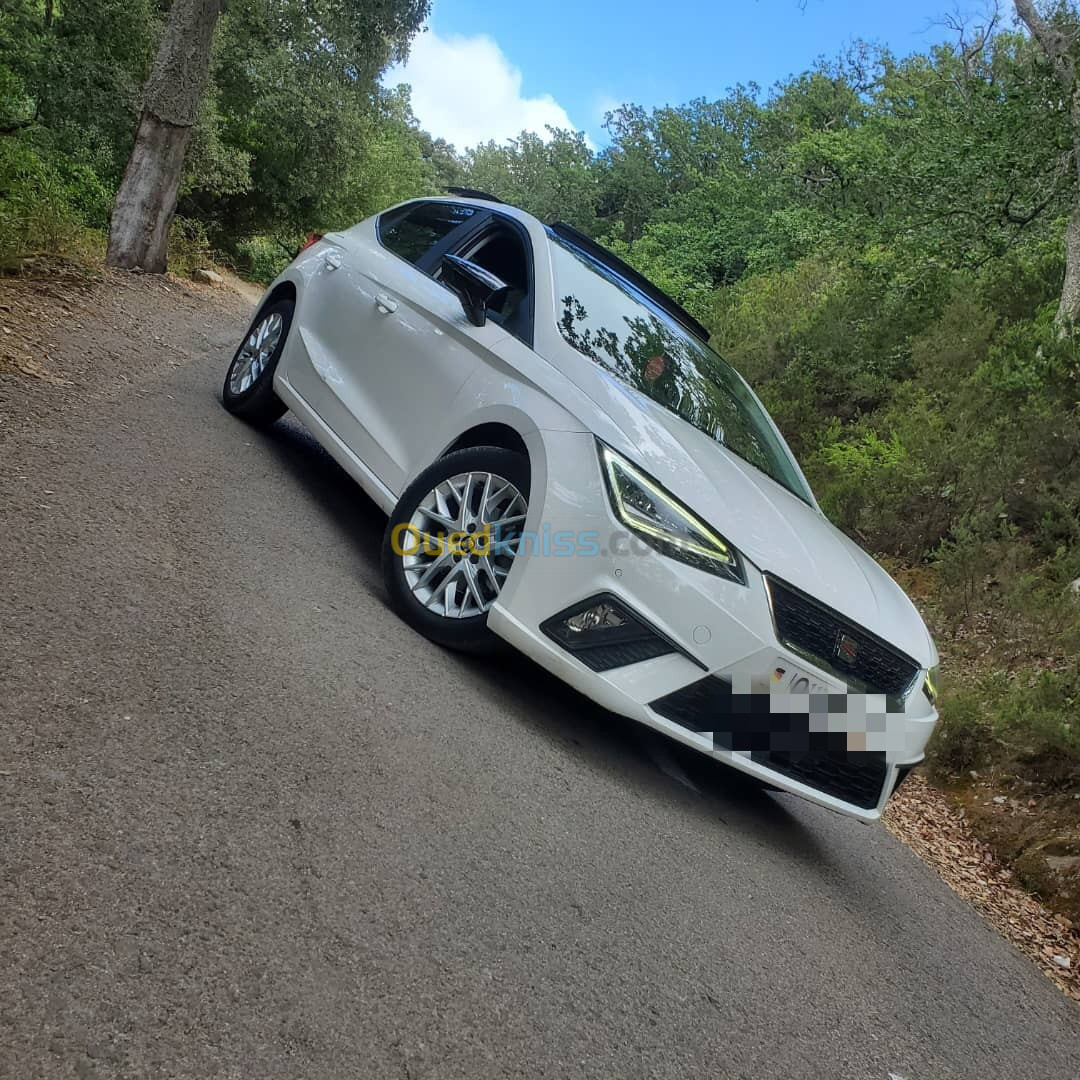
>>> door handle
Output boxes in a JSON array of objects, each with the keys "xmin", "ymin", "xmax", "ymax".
[
  {"xmin": 324, "ymin": 251, "xmax": 342, "ymax": 271},
  {"xmin": 374, "ymin": 293, "xmax": 398, "ymax": 314}
]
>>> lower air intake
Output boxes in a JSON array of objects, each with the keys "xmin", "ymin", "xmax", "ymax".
[
  {"xmin": 649, "ymin": 674, "xmax": 888, "ymax": 810},
  {"xmin": 748, "ymin": 749, "xmax": 887, "ymax": 810}
]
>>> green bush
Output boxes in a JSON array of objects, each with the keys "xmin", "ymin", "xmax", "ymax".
[
  {"xmin": 0, "ymin": 136, "xmax": 106, "ymax": 267},
  {"xmin": 932, "ymin": 510, "xmax": 1012, "ymax": 622},
  {"xmin": 927, "ymin": 669, "xmax": 1080, "ymax": 788},
  {"xmin": 995, "ymin": 670, "xmax": 1080, "ymax": 782},
  {"xmin": 814, "ymin": 427, "xmax": 911, "ymax": 541},
  {"xmin": 233, "ymin": 235, "xmax": 293, "ymax": 285},
  {"xmin": 167, "ymin": 217, "xmax": 214, "ymax": 278},
  {"xmin": 925, "ymin": 690, "xmax": 996, "ymax": 778}
]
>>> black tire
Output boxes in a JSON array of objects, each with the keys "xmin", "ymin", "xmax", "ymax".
[
  {"xmin": 382, "ymin": 446, "xmax": 531, "ymax": 654},
  {"xmin": 221, "ymin": 298, "xmax": 292, "ymax": 426}
]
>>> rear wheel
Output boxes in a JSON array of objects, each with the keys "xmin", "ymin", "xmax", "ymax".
[
  {"xmin": 222, "ymin": 298, "xmax": 292, "ymax": 426},
  {"xmin": 382, "ymin": 447, "xmax": 530, "ymax": 653}
]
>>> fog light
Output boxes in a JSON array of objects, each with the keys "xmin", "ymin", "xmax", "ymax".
[
  {"xmin": 541, "ymin": 594, "xmax": 703, "ymax": 673},
  {"xmin": 565, "ymin": 602, "xmax": 627, "ymax": 633}
]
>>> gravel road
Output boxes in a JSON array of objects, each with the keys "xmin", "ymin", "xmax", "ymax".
[{"xmin": 2, "ymin": 274, "xmax": 1079, "ymax": 1079}]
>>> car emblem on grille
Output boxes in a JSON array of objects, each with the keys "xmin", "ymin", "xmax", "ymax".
[{"xmin": 834, "ymin": 632, "xmax": 859, "ymax": 665}]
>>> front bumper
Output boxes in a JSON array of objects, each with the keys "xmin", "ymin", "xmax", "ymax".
[{"xmin": 488, "ymin": 431, "xmax": 936, "ymax": 822}]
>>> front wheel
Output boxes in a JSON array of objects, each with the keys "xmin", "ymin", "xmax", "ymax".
[
  {"xmin": 381, "ymin": 447, "xmax": 530, "ymax": 653},
  {"xmin": 222, "ymin": 299, "xmax": 292, "ymax": 426}
]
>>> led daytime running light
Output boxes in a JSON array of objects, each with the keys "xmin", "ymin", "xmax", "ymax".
[{"xmin": 600, "ymin": 445, "xmax": 743, "ymax": 582}]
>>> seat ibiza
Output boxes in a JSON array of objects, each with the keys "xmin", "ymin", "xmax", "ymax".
[{"xmin": 222, "ymin": 193, "xmax": 940, "ymax": 821}]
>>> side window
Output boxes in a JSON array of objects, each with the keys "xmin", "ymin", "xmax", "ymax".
[{"xmin": 377, "ymin": 201, "xmax": 478, "ymax": 265}]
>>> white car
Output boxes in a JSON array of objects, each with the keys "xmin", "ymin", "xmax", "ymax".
[{"xmin": 222, "ymin": 193, "xmax": 939, "ymax": 821}]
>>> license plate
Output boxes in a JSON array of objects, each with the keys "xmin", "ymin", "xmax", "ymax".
[{"xmin": 768, "ymin": 659, "xmax": 831, "ymax": 697}]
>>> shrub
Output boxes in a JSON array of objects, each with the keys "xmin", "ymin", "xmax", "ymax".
[
  {"xmin": 0, "ymin": 136, "xmax": 106, "ymax": 268},
  {"xmin": 925, "ymin": 689, "xmax": 996, "ymax": 779},
  {"xmin": 167, "ymin": 217, "xmax": 214, "ymax": 278},
  {"xmin": 234, "ymin": 235, "xmax": 293, "ymax": 285},
  {"xmin": 814, "ymin": 427, "xmax": 910, "ymax": 539},
  {"xmin": 927, "ymin": 669, "xmax": 1080, "ymax": 789},
  {"xmin": 932, "ymin": 509, "xmax": 1011, "ymax": 622},
  {"xmin": 995, "ymin": 670, "xmax": 1080, "ymax": 784}
]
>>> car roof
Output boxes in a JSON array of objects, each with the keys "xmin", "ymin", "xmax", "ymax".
[{"xmin": 417, "ymin": 194, "xmax": 536, "ymax": 223}]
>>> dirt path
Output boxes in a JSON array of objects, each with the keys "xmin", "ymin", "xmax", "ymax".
[{"xmin": 0, "ymin": 269, "xmax": 254, "ymax": 446}]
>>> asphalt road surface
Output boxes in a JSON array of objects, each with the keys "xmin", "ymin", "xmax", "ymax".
[{"xmin": 3, "ymin": 283, "xmax": 1080, "ymax": 1079}]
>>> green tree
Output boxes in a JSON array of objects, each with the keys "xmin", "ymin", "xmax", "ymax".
[
  {"xmin": 106, "ymin": 0, "xmax": 431, "ymax": 272},
  {"xmin": 462, "ymin": 128, "xmax": 598, "ymax": 231},
  {"xmin": 106, "ymin": 0, "xmax": 224, "ymax": 272}
]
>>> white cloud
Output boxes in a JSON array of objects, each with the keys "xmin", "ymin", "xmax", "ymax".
[
  {"xmin": 384, "ymin": 28, "xmax": 582, "ymax": 151},
  {"xmin": 592, "ymin": 92, "xmax": 623, "ymax": 127}
]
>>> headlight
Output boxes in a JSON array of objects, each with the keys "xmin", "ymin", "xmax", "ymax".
[
  {"xmin": 599, "ymin": 444, "xmax": 745, "ymax": 584},
  {"xmin": 924, "ymin": 664, "xmax": 941, "ymax": 707}
]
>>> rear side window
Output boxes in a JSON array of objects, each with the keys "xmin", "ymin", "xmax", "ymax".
[{"xmin": 377, "ymin": 201, "xmax": 478, "ymax": 265}]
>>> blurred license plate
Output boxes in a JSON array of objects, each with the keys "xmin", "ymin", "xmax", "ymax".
[{"xmin": 769, "ymin": 660, "xmax": 830, "ymax": 696}]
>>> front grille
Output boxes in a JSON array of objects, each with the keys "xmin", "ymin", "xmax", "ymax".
[
  {"xmin": 749, "ymin": 749, "xmax": 887, "ymax": 810},
  {"xmin": 649, "ymin": 675, "xmax": 889, "ymax": 810},
  {"xmin": 765, "ymin": 575, "xmax": 919, "ymax": 697},
  {"xmin": 650, "ymin": 675, "xmax": 730, "ymax": 733}
]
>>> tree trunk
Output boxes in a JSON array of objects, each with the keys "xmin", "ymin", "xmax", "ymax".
[
  {"xmin": 106, "ymin": 111, "xmax": 194, "ymax": 273},
  {"xmin": 1060, "ymin": 205, "xmax": 1080, "ymax": 327},
  {"xmin": 106, "ymin": 0, "xmax": 222, "ymax": 273},
  {"xmin": 1014, "ymin": 0, "xmax": 1080, "ymax": 328}
]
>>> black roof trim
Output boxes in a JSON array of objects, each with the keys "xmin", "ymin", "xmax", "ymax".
[
  {"xmin": 445, "ymin": 186, "xmax": 505, "ymax": 204},
  {"xmin": 547, "ymin": 222, "xmax": 711, "ymax": 343}
]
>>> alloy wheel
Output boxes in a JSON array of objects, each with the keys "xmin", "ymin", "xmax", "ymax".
[
  {"xmin": 403, "ymin": 470, "xmax": 528, "ymax": 618},
  {"xmin": 228, "ymin": 311, "xmax": 283, "ymax": 395}
]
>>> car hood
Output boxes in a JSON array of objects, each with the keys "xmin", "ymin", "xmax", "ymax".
[{"xmin": 570, "ymin": 370, "xmax": 935, "ymax": 667}]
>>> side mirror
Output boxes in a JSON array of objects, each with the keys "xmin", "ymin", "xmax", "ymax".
[{"xmin": 440, "ymin": 253, "xmax": 508, "ymax": 327}]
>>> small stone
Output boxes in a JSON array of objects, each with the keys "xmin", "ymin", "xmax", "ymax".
[
  {"xmin": 993, "ymin": 795, "xmax": 1007, "ymax": 805},
  {"xmin": 191, "ymin": 268, "xmax": 224, "ymax": 285},
  {"xmin": 1052, "ymin": 954, "xmax": 1071, "ymax": 969},
  {"xmin": 1046, "ymin": 854, "xmax": 1080, "ymax": 874}
]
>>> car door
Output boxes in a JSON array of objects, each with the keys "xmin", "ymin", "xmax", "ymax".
[{"xmin": 314, "ymin": 201, "xmax": 512, "ymax": 495}]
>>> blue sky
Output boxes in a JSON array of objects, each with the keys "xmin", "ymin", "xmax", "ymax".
[{"xmin": 386, "ymin": 0, "xmax": 987, "ymax": 150}]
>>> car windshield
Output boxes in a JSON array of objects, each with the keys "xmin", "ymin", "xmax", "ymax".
[{"xmin": 548, "ymin": 232, "xmax": 813, "ymax": 504}]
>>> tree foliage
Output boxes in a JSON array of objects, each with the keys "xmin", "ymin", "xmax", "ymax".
[{"xmin": 0, "ymin": 0, "xmax": 439, "ymax": 268}]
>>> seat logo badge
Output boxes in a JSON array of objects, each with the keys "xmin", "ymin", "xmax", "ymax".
[{"xmin": 834, "ymin": 632, "xmax": 859, "ymax": 665}]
